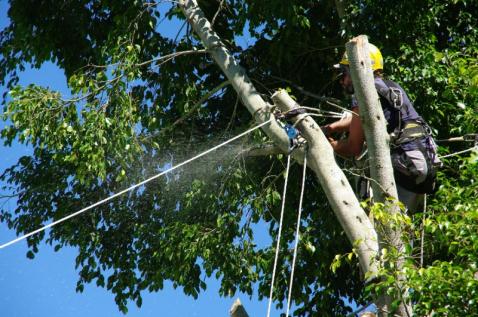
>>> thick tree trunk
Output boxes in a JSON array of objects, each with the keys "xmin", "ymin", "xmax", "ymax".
[
  {"xmin": 346, "ymin": 36, "xmax": 411, "ymax": 317},
  {"xmin": 178, "ymin": 0, "xmax": 379, "ymax": 283},
  {"xmin": 345, "ymin": 37, "xmax": 398, "ymax": 202}
]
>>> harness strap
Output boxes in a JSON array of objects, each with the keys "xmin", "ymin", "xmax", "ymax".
[
  {"xmin": 394, "ymin": 121, "xmax": 429, "ymax": 145},
  {"xmin": 375, "ymin": 79, "xmax": 432, "ymax": 146},
  {"xmin": 375, "ymin": 85, "xmax": 404, "ymax": 110},
  {"xmin": 375, "ymin": 79, "xmax": 407, "ymax": 134}
]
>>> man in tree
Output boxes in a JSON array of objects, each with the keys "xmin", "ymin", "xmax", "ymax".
[{"xmin": 324, "ymin": 43, "xmax": 440, "ymax": 212}]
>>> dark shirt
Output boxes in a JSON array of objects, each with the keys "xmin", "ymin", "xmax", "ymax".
[{"xmin": 351, "ymin": 77, "xmax": 426, "ymax": 150}]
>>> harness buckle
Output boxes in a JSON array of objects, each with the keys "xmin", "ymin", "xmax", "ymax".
[
  {"xmin": 274, "ymin": 108, "xmax": 308, "ymax": 153},
  {"xmin": 283, "ymin": 124, "xmax": 302, "ymax": 153},
  {"xmin": 389, "ymin": 87, "xmax": 403, "ymax": 109}
]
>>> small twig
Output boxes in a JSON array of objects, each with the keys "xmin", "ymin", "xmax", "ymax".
[
  {"xmin": 0, "ymin": 193, "xmax": 19, "ymax": 199},
  {"xmin": 174, "ymin": 21, "xmax": 188, "ymax": 43},
  {"xmin": 343, "ymin": 168, "xmax": 391, "ymax": 198},
  {"xmin": 139, "ymin": 80, "xmax": 230, "ymax": 143},
  {"xmin": 211, "ymin": 0, "xmax": 225, "ymax": 27},
  {"xmin": 61, "ymin": 74, "xmax": 123, "ymax": 104},
  {"xmin": 268, "ymin": 75, "xmax": 339, "ymax": 101},
  {"xmin": 143, "ymin": 1, "xmax": 175, "ymax": 9},
  {"xmin": 224, "ymin": 95, "xmax": 239, "ymax": 134},
  {"xmin": 135, "ymin": 48, "xmax": 208, "ymax": 67}
]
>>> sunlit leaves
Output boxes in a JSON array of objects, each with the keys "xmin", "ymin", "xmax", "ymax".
[
  {"xmin": 1, "ymin": 0, "xmax": 478, "ymax": 315},
  {"xmin": 2, "ymin": 81, "xmax": 141, "ymax": 185},
  {"xmin": 371, "ymin": 156, "xmax": 478, "ymax": 315}
]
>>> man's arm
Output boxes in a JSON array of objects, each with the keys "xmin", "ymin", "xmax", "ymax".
[
  {"xmin": 324, "ymin": 112, "xmax": 353, "ymax": 134},
  {"xmin": 329, "ymin": 108, "xmax": 365, "ymax": 157}
]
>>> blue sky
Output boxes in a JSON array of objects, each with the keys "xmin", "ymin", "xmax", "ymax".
[{"xmin": 0, "ymin": 2, "xmax": 281, "ymax": 316}]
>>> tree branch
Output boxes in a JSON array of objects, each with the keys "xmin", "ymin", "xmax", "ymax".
[{"xmin": 179, "ymin": 0, "xmax": 379, "ymax": 281}]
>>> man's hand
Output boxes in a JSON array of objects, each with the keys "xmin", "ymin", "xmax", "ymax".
[
  {"xmin": 321, "ymin": 125, "xmax": 332, "ymax": 137},
  {"xmin": 327, "ymin": 136, "xmax": 338, "ymax": 149}
]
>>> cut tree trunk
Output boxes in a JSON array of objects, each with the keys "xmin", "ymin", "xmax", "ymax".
[{"xmin": 346, "ymin": 36, "xmax": 411, "ymax": 317}]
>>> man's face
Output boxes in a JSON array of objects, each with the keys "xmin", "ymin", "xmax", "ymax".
[{"xmin": 339, "ymin": 71, "xmax": 354, "ymax": 95}]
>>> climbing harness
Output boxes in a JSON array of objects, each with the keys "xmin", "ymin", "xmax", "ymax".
[
  {"xmin": 374, "ymin": 78, "xmax": 440, "ymax": 194},
  {"xmin": 273, "ymin": 108, "xmax": 309, "ymax": 153},
  {"xmin": 392, "ymin": 121, "xmax": 431, "ymax": 145}
]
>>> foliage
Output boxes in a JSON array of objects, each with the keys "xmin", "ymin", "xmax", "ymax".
[
  {"xmin": 363, "ymin": 154, "xmax": 478, "ymax": 316},
  {"xmin": 407, "ymin": 153, "xmax": 478, "ymax": 316},
  {"xmin": 347, "ymin": 0, "xmax": 478, "ymax": 140},
  {"xmin": 0, "ymin": 0, "xmax": 477, "ymax": 315}
]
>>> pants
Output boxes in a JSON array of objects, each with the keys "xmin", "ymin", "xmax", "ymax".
[
  {"xmin": 397, "ymin": 183, "xmax": 424, "ymax": 213},
  {"xmin": 356, "ymin": 177, "xmax": 424, "ymax": 213}
]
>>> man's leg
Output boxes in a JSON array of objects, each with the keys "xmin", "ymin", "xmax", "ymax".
[{"xmin": 397, "ymin": 184, "xmax": 424, "ymax": 213}]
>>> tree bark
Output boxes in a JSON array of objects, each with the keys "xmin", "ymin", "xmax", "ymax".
[
  {"xmin": 345, "ymin": 37, "xmax": 398, "ymax": 202},
  {"xmin": 346, "ymin": 36, "xmax": 411, "ymax": 317}
]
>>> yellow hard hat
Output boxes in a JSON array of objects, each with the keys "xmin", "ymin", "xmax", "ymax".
[{"xmin": 335, "ymin": 43, "xmax": 383, "ymax": 71}]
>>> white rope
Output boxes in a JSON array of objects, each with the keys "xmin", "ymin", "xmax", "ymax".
[
  {"xmin": 438, "ymin": 145, "xmax": 477, "ymax": 159},
  {"xmin": 291, "ymin": 112, "xmax": 343, "ymax": 132},
  {"xmin": 0, "ymin": 119, "xmax": 272, "ymax": 250},
  {"xmin": 302, "ymin": 112, "xmax": 343, "ymax": 119},
  {"xmin": 285, "ymin": 154, "xmax": 307, "ymax": 317},
  {"xmin": 295, "ymin": 106, "xmax": 345, "ymax": 117},
  {"xmin": 420, "ymin": 194, "xmax": 427, "ymax": 268},
  {"xmin": 325, "ymin": 100, "xmax": 358, "ymax": 116},
  {"xmin": 266, "ymin": 154, "xmax": 291, "ymax": 317}
]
